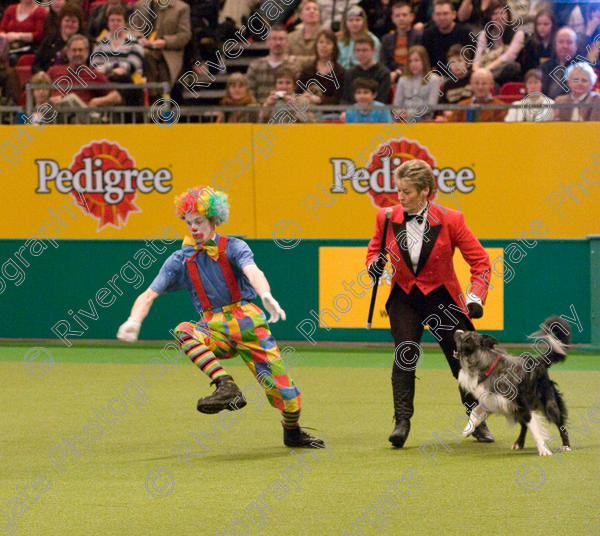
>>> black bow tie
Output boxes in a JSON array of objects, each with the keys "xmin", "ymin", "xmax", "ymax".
[{"xmin": 404, "ymin": 212, "xmax": 424, "ymax": 224}]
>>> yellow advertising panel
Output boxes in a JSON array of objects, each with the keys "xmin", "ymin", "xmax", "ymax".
[
  {"xmin": 0, "ymin": 125, "xmax": 256, "ymax": 239},
  {"xmin": 318, "ymin": 247, "xmax": 504, "ymax": 330},
  {"xmin": 1, "ymin": 123, "xmax": 598, "ymax": 240},
  {"xmin": 252, "ymin": 123, "xmax": 600, "ymax": 240}
]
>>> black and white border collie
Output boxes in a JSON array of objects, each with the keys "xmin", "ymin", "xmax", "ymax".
[{"xmin": 454, "ymin": 317, "xmax": 571, "ymax": 456}]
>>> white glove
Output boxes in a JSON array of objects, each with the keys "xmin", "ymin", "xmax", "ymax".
[
  {"xmin": 117, "ymin": 317, "xmax": 141, "ymax": 342},
  {"xmin": 261, "ymin": 292, "xmax": 286, "ymax": 323}
]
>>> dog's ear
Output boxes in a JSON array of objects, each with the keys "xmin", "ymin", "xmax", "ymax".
[{"xmin": 482, "ymin": 334, "xmax": 498, "ymax": 349}]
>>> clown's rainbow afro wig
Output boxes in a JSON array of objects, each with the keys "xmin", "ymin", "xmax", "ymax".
[{"xmin": 174, "ymin": 186, "xmax": 229, "ymax": 226}]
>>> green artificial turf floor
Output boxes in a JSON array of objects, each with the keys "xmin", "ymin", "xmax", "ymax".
[{"xmin": 1, "ymin": 343, "xmax": 598, "ymax": 536}]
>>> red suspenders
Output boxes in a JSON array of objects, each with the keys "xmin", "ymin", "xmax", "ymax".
[
  {"xmin": 184, "ymin": 235, "xmax": 242, "ymax": 310},
  {"xmin": 217, "ymin": 237, "xmax": 242, "ymax": 303}
]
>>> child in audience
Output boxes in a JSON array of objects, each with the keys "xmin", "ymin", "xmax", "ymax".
[
  {"xmin": 342, "ymin": 77, "xmax": 392, "ymax": 123},
  {"xmin": 262, "ymin": 67, "xmax": 316, "ymax": 123},
  {"xmin": 393, "ymin": 45, "xmax": 440, "ymax": 120},
  {"xmin": 520, "ymin": 8, "xmax": 556, "ymax": 74},
  {"xmin": 338, "ymin": 6, "xmax": 381, "ymax": 68},
  {"xmin": 218, "ymin": 72, "xmax": 258, "ymax": 123}
]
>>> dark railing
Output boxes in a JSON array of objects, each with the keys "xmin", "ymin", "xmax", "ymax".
[{"xmin": 1, "ymin": 83, "xmax": 597, "ymax": 125}]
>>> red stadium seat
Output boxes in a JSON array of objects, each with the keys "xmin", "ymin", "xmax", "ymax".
[
  {"xmin": 500, "ymin": 82, "xmax": 525, "ymax": 97},
  {"xmin": 16, "ymin": 54, "xmax": 35, "ymax": 67},
  {"xmin": 15, "ymin": 65, "xmax": 32, "ymax": 88}
]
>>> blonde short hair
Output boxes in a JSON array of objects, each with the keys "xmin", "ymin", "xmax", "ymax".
[
  {"xmin": 30, "ymin": 71, "xmax": 52, "ymax": 85},
  {"xmin": 393, "ymin": 160, "xmax": 435, "ymax": 197}
]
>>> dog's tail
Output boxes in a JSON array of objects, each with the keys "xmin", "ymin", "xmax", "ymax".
[{"xmin": 529, "ymin": 316, "xmax": 571, "ymax": 365}]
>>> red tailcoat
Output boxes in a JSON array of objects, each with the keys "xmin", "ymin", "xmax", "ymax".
[{"xmin": 366, "ymin": 203, "xmax": 491, "ymax": 309}]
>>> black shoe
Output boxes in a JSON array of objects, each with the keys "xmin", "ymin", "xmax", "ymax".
[
  {"xmin": 197, "ymin": 375, "xmax": 247, "ymax": 414},
  {"xmin": 472, "ymin": 421, "xmax": 495, "ymax": 443},
  {"xmin": 389, "ymin": 419, "xmax": 410, "ymax": 448},
  {"xmin": 283, "ymin": 426, "xmax": 325, "ymax": 448}
]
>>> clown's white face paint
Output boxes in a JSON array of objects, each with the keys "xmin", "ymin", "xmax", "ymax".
[{"xmin": 183, "ymin": 211, "xmax": 215, "ymax": 243}]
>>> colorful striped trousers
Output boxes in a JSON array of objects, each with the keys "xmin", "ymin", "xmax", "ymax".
[{"xmin": 174, "ymin": 302, "xmax": 301, "ymax": 413}]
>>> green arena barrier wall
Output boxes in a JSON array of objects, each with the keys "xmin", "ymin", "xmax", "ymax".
[{"xmin": 0, "ymin": 238, "xmax": 590, "ymax": 344}]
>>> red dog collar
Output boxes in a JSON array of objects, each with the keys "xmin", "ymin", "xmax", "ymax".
[{"xmin": 484, "ymin": 355, "xmax": 501, "ymax": 376}]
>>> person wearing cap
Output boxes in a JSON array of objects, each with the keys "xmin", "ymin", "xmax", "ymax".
[
  {"xmin": 366, "ymin": 160, "xmax": 493, "ymax": 449},
  {"xmin": 338, "ymin": 6, "xmax": 381, "ymax": 69},
  {"xmin": 117, "ymin": 186, "xmax": 325, "ymax": 449}
]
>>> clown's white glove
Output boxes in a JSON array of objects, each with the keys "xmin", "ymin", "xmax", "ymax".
[
  {"xmin": 117, "ymin": 317, "xmax": 141, "ymax": 342},
  {"xmin": 261, "ymin": 292, "xmax": 286, "ymax": 323}
]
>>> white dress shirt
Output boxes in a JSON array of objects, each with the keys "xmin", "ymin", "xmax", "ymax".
[
  {"xmin": 405, "ymin": 203, "xmax": 482, "ymax": 306},
  {"xmin": 405, "ymin": 204, "xmax": 429, "ymax": 272}
]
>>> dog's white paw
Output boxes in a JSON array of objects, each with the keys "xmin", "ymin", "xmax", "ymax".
[
  {"xmin": 560, "ymin": 445, "xmax": 572, "ymax": 452},
  {"xmin": 462, "ymin": 427, "xmax": 472, "ymax": 438},
  {"xmin": 538, "ymin": 446, "xmax": 553, "ymax": 456},
  {"xmin": 511, "ymin": 442, "xmax": 523, "ymax": 450}
]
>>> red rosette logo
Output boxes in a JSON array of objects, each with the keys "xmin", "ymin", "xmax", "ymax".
[
  {"xmin": 366, "ymin": 139, "xmax": 436, "ymax": 208},
  {"xmin": 69, "ymin": 141, "xmax": 141, "ymax": 230}
]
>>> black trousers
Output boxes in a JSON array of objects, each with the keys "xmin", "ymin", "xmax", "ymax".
[{"xmin": 386, "ymin": 283, "xmax": 477, "ymax": 420}]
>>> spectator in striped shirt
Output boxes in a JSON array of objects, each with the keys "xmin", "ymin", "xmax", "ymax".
[{"xmin": 91, "ymin": 6, "xmax": 144, "ymax": 106}]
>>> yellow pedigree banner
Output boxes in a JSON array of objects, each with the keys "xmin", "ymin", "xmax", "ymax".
[
  {"xmin": 318, "ymin": 247, "xmax": 504, "ymax": 330},
  {"xmin": 0, "ymin": 123, "xmax": 598, "ymax": 239}
]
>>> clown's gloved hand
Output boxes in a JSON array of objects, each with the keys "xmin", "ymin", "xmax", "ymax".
[
  {"xmin": 261, "ymin": 292, "xmax": 286, "ymax": 323},
  {"xmin": 117, "ymin": 317, "xmax": 141, "ymax": 342}
]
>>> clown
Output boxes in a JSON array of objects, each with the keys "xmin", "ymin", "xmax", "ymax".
[{"xmin": 117, "ymin": 186, "xmax": 324, "ymax": 449}]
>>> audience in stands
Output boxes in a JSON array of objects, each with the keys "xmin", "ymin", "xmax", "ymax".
[
  {"xmin": 43, "ymin": 0, "xmax": 66, "ymax": 42},
  {"xmin": 0, "ymin": 0, "xmax": 47, "ymax": 60},
  {"xmin": 584, "ymin": 3, "xmax": 600, "ymax": 64},
  {"xmin": 362, "ymin": 0, "xmax": 395, "ymax": 38},
  {"xmin": 439, "ymin": 43, "xmax": 473, "ymax": 109},
  {"xmin": 393, "ymin": 45, "xmax": 440, "ymax": 119},
  {"xmin": 297, "ymin": 29, "xmax": 345, "ymax": 105},
  {"xmin": 0, "ymin": 0, "xmax": 595, "ymax": 123},
  {"xmin": 456, "ymin": 0, "xmax": 491, "ymax": 30},
  {"xmin": 219, "ymin": 0, "xmax": 254, "ymax": 27},
  {"xmin": 48, "ymin": 34, "xmax": 122, "ymax": 108},
  {"xmin": 554, "ymin": 1, "xmax": 585, "ymax": 33},
  {"xmin": 555, "ymin": 61, "xmax": 600, "ymax": 121},
  {"xmin": 134, "ymin": 0, "xmax": 191, "ymax": 90},
  {"xmin": 27, "ymin": 71, "xmax": 55, "ymax": 124},
  {"xmin": 261, "ymin": 67, "xmax": 316, "ymax": 123},
  {"xmin": 381, "ymin": 1, "xmax": 422, "ymax": 83},
  {"xmin": 247, "ymin": 25, "xmax": 298, "ymax": 104},
  {"xmin": 288, "ymin": 0, "xmax": 323, "ymax": 69},
  {"xmin": 88, "ymin": 0, "xmax": 134, "ymax": 41},
  {"xmin": 472, "ymin": 3, "xmax": 525, "ymax": 87},
  {"xmin": 541, "ymin": 27, "xmax": 578, "ymax": 99},
  {"xmin": 422, "ymin": 0, "xmax": 472, "ymax": 69},
  {"xmin": 33, "ymin": 4, "xmax": 83, "ymax": 74},
  {"xmin": 342, "ymin": 77, "xmax": 393, "ymax": 122},
  {"xmin": 453, "ymin": 68, "xmax": 506, "ymax": 121},
  {"xmin": 0, "ymin": 39, "xmax": 20, "ymax": 105},
  {"xmin": 338, "ymin": 6, "xmax": 381, "ymax": 68},
  {"xmin": 91, "ymin": 6, "xmax": 144, "ymax": 106},
  {"xmin": 520, "ymin": 8, "xmax": 556, "ymax": 74},
  {"xmin": 505, "ymin": 68, "xmax": 554, "ymax": 121},
  {"xmin": 585, "ymin": 3, "xmax": 600, "ymax": 39},
  {"xmin": 318, "ymin": 0, "xmax": 361, "ymax": 32},
  {"xmin": 343, "ymin": 34, "xmax": 390, "ymax": 103},
  {"xmin": 217, "ymin": 72, "xmax": 258, "ymax": 123}
]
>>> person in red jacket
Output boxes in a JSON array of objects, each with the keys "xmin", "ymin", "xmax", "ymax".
[
  {"xmin": 366, "ymin": 159, "xmax": 493, "ymax": 448},
  {"xmin": 0, "ymin": 0, "xmax": 47, "ymax": 49}
]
